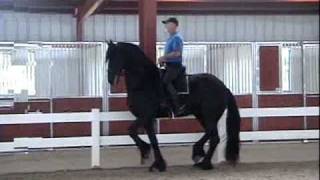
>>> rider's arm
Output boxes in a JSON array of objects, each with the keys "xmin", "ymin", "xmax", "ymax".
[
  {"xmin": 163, "ymin": 51, "xmax": 181, "ymax": 59},
  {"xmin": 162, "ymin": 36, "xmax": 183, "ymax": 62}
]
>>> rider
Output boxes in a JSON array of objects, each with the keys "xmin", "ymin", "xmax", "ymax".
[{"xmin": 158, "ymin": 17, "xmax": 185, "ymax": 117}]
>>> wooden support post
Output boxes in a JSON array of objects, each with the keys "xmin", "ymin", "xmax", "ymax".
[
  {"xmin": 76, "ymin": 18, "xmax": 84, "ymax": 41},
  {"xmin": 139, "ymin": 0, "xmax": 157, "ymax": 63}
]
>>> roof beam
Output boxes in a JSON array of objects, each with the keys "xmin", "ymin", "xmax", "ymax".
[
  {"xmin": 76, "ymin": 0, "xmax": 106, "ymax": 23},
  {"xmin": 110, "ymin": 0, "xmax": 319, "ymax": 2},
  {"xmin": 108, "ymin": 0, "xmax": 318, "ymax": 1},
  {"xmin": 75, "ymin": 0, "xmax": 107, "ymax": 41},
  {"xmin": 99, "ymin": 0, "xmax": 318, "ymax": 14}
]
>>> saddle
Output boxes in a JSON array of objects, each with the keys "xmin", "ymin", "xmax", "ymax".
[
  {"xmin": 158, "ymin": 66, "xmax": 190, "ymax": 118},
  {"xmin": 159, "ymin": 65, "xmax": 189, "ymax": 95}
]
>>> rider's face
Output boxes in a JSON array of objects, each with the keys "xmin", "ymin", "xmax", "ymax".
[{"xmin": 165, "ymin": 22, "xmax": 177, "ymax": 34}]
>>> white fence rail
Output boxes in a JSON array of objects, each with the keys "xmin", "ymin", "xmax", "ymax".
[
  {"xmin": 0, "ymin": 107, "xmax": 319, "ymax": 167},
  {"xmin": 1, "ymin": 107, "xmax": 318, "ymax": 124}
]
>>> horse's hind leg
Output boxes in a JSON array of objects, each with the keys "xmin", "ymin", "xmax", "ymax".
[
  {"xmin": 192, "ymin": 132, "xmax": 210, "ymax": 163},
  {"xmin": 194, "ymin": 125, "xmax": 219, "ymax": 170},
  {"xmin": 144, "ymin": 119, "xmax": 166, "ymax": 172},
  {"xmin": 128, "ymin": 120, "xmax": 151, "ymax": 164}
]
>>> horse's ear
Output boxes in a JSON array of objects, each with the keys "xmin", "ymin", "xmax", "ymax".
[{"xmin": 107, "ymin": 40, "xmax": 114, "ymax": 46}]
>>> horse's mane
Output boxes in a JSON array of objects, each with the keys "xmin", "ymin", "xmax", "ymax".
[
  {"xmin": 117, "ymin": 42, "xmax": 157, "ymax": 68},
  {"xmin": 117, "ymin": 42, "xmax": 162, "ymax": 95}
]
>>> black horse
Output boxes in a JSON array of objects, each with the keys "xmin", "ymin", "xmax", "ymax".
[{"xmin": 106, "ymin": 41, "xmax": 241, "ymax": 172}]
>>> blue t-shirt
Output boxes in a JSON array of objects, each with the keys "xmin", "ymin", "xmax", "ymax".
[{"xmin": 164, "ymin": 32, "xmax": 183, "ymax": 64}]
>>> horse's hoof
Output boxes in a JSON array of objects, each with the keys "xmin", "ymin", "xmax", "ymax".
[
  {"xmin": 140, "ymin": 154, "xmax": 152, "ymax": 165},
  {"xmin": 140, "ymin": 144, "xmax": 151, "ymax": 165},
  {"xmin": 149, "ymin": 159, "xmax": 167, "ymax": 172},
  {"xmin": 228, "ymin": 160, "xmax": 238, "ymax": 167},
  {"xmin": 192, "ymin": 155, "xmax": 204, "ymax": 164},
  {"xmin": 140, "ymin": 157, "xmax": 148, "ymax": 165},
  {"xmin": 194, "ymin": 161, "xmax": 213, "ymax": 170},
  {"xmin": 140, "ymin": 152, "xmax": 150, "ymax": 165},
  {"xmin": 192, "ymin": 146, "xmax": 205, "ymax": 163}
]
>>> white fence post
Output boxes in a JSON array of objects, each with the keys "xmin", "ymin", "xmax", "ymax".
[{"xmin": 91, "ymin": 108, "xmax": 100, "ymax": 168}]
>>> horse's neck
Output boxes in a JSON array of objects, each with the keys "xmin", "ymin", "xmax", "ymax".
[
  {"xmin": 126, "ymin": 62, "xmax": 158, "ymax": 79},
  {"xmin": 124, "ymin": 60, "xmax": 160, "ymax": 92},
  {"xmin": 122, "ymin": 43, "xmax": 160, "ymax": 86},
  {"xmin": 125, "ymin": 51, "xmax": 158, "ymax": 75}
]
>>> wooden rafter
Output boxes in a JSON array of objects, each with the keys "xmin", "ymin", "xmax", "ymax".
[
  {"xmin": 76, "ymin": 0, "xmax": 106, "ymax": 23},
  {"xmin": 75, "ymin": 0, "xmax": 107, "ymax": 41}
]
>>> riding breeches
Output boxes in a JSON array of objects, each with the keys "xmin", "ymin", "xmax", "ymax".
[{"xmin": 162, "ymin": 64, "xmax": 181, "ymax": 103}]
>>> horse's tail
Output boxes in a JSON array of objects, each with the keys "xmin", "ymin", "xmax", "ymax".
[{"xmin": 225, "ymin": 89, "xmax": 241, "ymax": 164}]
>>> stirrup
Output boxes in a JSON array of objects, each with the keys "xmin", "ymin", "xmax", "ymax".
[
  {"xmin": 171, "ymin": 111, "xmax": 176, "ymax": 119},
  {"xmin": 171, "ymin": 105, "xmax": 187, "ymax": 119}
]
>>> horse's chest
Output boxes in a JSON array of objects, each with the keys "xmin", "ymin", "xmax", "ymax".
[{"xmin": 127, "ymin": 91, "xmax": 159, "ymax": 116}]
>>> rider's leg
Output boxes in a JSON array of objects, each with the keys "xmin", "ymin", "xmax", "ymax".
[
  {"xmin": 162, "ymin": 66, "xmax": 180, "ymax": 112},
  {"xmin": 167, "ymin": 83, "xmax": 179, "ymax": 111}
]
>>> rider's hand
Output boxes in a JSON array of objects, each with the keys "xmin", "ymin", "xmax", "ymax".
[{"xmin": 158, "ymin": 56, "xmax": 166, "ymax": 63}]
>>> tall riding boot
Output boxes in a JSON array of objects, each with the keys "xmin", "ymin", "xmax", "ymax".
[
  {"xmin": 171, "ymin": 95, "xmax": 180, "ymax": 113},
  {"xmin": 167, "ymin": 84, "xmax": 185, "ymax": 117},
  {"xmin": 172, "ymin": 97, "xmax": 186, "ymax": 117}
]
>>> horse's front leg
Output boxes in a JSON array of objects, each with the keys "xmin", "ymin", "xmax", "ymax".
[
  {"xmin": 144, "ymin": 119, "xmax": 167, "ymax": 172},
  {"xmin": 128, "ymin": 120, "xmax": 151, "ymax": 164}
]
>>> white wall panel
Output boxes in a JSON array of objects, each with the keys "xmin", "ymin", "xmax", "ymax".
[
  {"xmin": 0, "ymin": 10, "xmax": 318, "ymax": 42},
  {"xmin": 156, "ymin": 15, "xmax": 319, "ymax": 42},
  {"xmin": 304, "ymin": 44, "xmax": 319, "ymax": 94},
  {"xmin": 85, "ymin": 14, "xmax": 319, "ymax": 42},
  {"xmin": 84, "ymin": 15, "xmax": 139, "ymax": 42},
  {"xmin": 0, "ymin": 11, "xmax": 76, "ymax": 42},
  {"xmin": 0, "ymin": 43, "xmax": 105, "ymax": 97}
]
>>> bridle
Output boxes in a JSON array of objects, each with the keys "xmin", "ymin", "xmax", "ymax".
[{"xmin": 108, "ymin": 68, "xmax": 125, "ymax": 85}]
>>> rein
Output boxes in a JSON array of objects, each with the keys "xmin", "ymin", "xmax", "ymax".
[{"xmin": 115, "ymin": 70, "xmax": 126, "ymax": 85}]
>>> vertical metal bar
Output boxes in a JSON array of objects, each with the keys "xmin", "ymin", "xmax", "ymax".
[
  {"xmin": 245, "ymin": 45, "xmax": 249, "ymax": 94},
  {"xmin": 252, "ymin": 42, "xmax": 259, "ymax": 131},
  {"xmin": 301, "ymin": 42, "xmax": 307, "ymax": 130},
  {"xmin": 204, "ymin": 45, "xmax": 208, "ymax": 73},
  {"xmin": 96, "ymin": 44, "xmax": 100, "ymax": 96},
  {"xmin": 230, "ymin": 45, "xmax": 234, "ymax": 92},
  {"xmin": 229, "ymin": 45, "xmax": 233, "ymax": 92},
  {"xmin": 48, "ymin": 46, "xmax": 54, "ymax": 138},
  {"xmin": 278, "ymin": 43, "xmax": 283, "ymax": 92},
  {"xmin": 102, "ymin": 43, "xmax": 109, "ymax": 136},
  {"xmin": 222, "ymin": 45, "xmax": 226, "ymax": 87},
  {"xmin": 242, "ymin": 45, "xmax": 245, "ymax": 94},
  {"xmin": 64, "ymin": 46, "xmax": 69, "ymax": 95},
  {"xmin": 236, "ymin": 45, "xmax": 240, "ymax": 94},
  {"xmin": 102, "ymin": 43, "xmax": 108, "ymax": 112},
  {"xmin": 207, "ymin": 44, "xmax": 210, "ymax": 73}
]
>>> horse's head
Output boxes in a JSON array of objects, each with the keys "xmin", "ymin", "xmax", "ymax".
[{"xmin": 106, "ymin": 40, "xmax": 125, "ymax": 85}]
